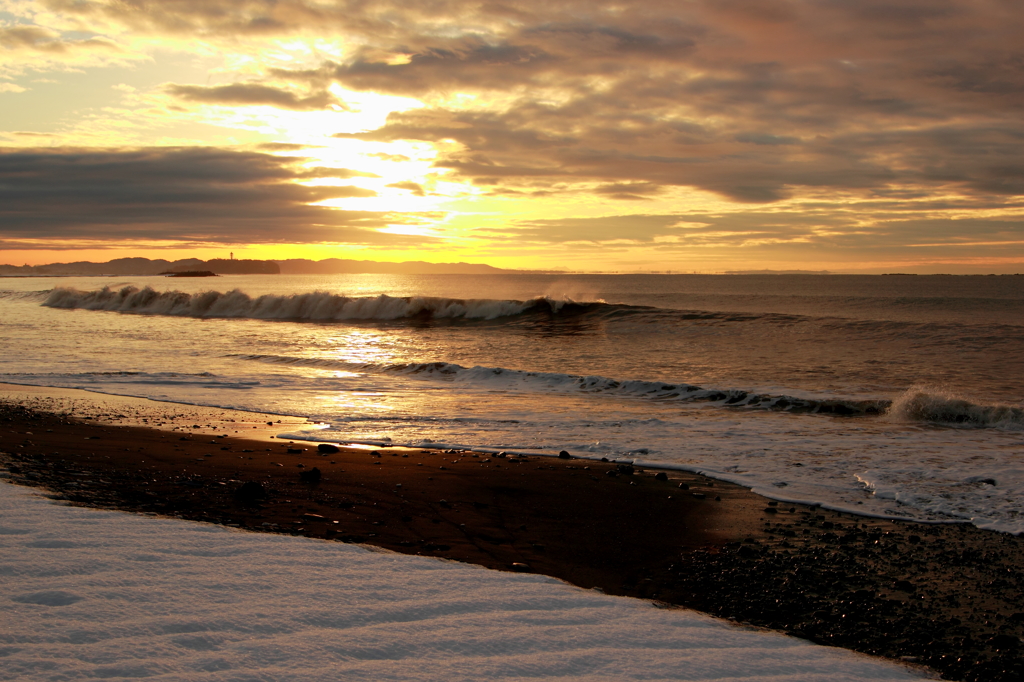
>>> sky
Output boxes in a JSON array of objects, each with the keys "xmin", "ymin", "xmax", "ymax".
[{"xmin": 1, "ymin": 0, "xmax": 1023, "ymax": 273}]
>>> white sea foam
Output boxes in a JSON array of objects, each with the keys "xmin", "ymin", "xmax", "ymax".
[
  {"xmin": 0, "ymin": 482, "xmax": 927, "ymax": 681},
  {"xmin": 886, "ymin": 387, "xmax": 1024, "ymax": 429}
]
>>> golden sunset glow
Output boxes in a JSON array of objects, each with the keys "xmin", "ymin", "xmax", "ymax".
[{"xmin": 2, "ymin": 1, "xmax": 1024, "ymax": 272}]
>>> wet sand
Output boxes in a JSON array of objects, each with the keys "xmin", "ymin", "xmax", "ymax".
[{"xmin": 2, "ymin": 386, "xmax": 1022, "ymax": 682}]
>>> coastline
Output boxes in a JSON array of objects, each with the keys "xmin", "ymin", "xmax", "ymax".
[{"xmin": 2, "ymin": 386, "xmax": 1022, "ymax": 681}]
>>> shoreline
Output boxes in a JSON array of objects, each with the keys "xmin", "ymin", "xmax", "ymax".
[
  {"xmin": 0, "ymin": 382, "xmax": 312, "ymax": 442},
  {"xmin": 0, "ymin": 383, "xmax": 964, "ymax": 526},
  {"xmin": 2, "ymin": 388, "xmax": 1022, "ymax": 681}
]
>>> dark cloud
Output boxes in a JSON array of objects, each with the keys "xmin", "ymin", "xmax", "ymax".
[
  {"xmin": 166, "ymin": 83, "xmax": 341, "ymax": 110},
  {"xmin": 334, "ymin": 81, "xmax": 1024, "ymax": 201},
  {"xmin": 309, "ymin": 1, "xmax": 1024, "ymax": 203},
  {"xmin": 339, "ymin": 106, "xmax": 899, "ymax": 202},
  {"xmin": 34, "ymin": 1, "xmax": 1024, "ymax": 210},
  {"xmin": 276, "ymin": 22, "xmax": 696, "ymax": 94},
  {"xmin": 0, "ymin": 147, "xmax": 434, "ymax": 245},
  {"xmin": 330, "ymin": 43, "xmax": 556, "ymax": 94}
]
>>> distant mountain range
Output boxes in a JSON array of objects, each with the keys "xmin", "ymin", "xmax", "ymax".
[{"xmin": 0, "ymin": 257, "xmax": 509, "ymax": 277}]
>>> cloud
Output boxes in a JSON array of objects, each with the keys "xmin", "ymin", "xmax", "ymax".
[
  {"xmin": 593, "ymin": 182, "xmax": 663, "ymax": 201},
  {"xmin": 0, "ymin": 25, "xmax": 118, "ymax": 53},
  {"xmin": 485, "ymin": 210, "xmax": 1024, "ymax": 263},
  {"xmin": 165, "ymin": 83, "xmax": 342, "ymax": 111},
  {"xmin": 315, "ymin": 43, "xmax": 558, "ymax": 95},
  {"xmin": 386, "ymin": 181, "xmax": 425, "ymax": 196},
  {"xmin": 492, "ymin": 215, "xmax": 700, "ymax": 244},
  {"xmin": 338, "ymin": 106, "xmax": 904, "ymax": 202},
  {"xmin": 333, "ymin": 92, "xmax": 1024, "ymax": 201},
  {"xmin": 12, "ymin": 0, "xmax": 1024, "ymax": 263},
  {"xmin": 0, "ymin": 25, "xmax": 66, "ymax": 52},
  {"xmin": 269, "ymin": 0, "xmax": 1023, "ymax": 204},
  {"xmin": 0, "ymin": 147, "xmax": 435, "ymax": 245},
  {"xmin": 734, "ymin": 133, "xmax": 800, "ymax": 146},
  {"xmin": 0, "ymin": 19, "xmax": 142, "ymax": 78},
  {"xmin": 256, "ymin": 142, "xmax": 322, "ymax": 151},
  {"xmin": 367, "ymin": 152, "xmax": 411, "ymax": 162},
  {"xmin": 297, "ymin": 166, "xmax": 380, "ymax": 180}
]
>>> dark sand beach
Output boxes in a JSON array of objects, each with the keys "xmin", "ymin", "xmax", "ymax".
[{"xmin": 2, "ymin": 390, "xmax": 1022, "ymax": 682}]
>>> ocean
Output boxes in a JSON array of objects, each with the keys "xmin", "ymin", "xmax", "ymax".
[{"xmin": 2, "ymin": 273, "xmax": 1022, "ymax": 531}]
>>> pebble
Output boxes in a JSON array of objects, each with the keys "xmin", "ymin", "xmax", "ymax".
[
  {"xmin": 298, "ymin": 467, "xmax": 322, "ymax": 483},
  {"xmin": 235, "ymin": 481, "xmax": 266, "ymax": 500}
]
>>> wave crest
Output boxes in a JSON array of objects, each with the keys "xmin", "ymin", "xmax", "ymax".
[
  {"xmin": 230, "ymin": 354, "xmax": 889, "ymax": 416},
  {"xmin": 43, "ymin": 286, "xmax": 604, "ymax": 321},
  {"xmin": 887, "ymin": 388, "xmax": 1024, "ymax": 428},
  {"xmin": 234, "ymin": 355, "xmax": 1022, "ymax": 429}
]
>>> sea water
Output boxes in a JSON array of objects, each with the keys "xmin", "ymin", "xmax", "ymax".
[{"xmin": 1, "ymin": 273, "xmax": 1022, "ymax": 531}]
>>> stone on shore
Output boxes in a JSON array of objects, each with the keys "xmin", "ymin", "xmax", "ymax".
[
  {"xmin": 299, "ymin": 467, "xmax": 322, "ymax": 483},
  {"xmin": 235, "ymin": 481, "xmax": 267, "ymax": 501}
]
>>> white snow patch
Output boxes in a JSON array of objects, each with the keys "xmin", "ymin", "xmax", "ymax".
[{"xmin": 0, "ymin": 481, "xmax": 930, "ymax": 681}]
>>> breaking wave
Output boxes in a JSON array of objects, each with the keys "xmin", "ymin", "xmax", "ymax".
[
  {"xmin": 40, "ymin": 286, "xmax": 916, "ymax": 333},
  {"xmin": 229, "ymin": 354, "xmax": 889, "ymax": 416},
  {"xmin": 43, "ymin": 286, "xmax": 620, "ymax": 322},
  {"xmin": 232, "ymin": 354, "xmax": 1023, "ymax": 428},
  {"xmin": 887, "ymin": 388, "xmax": 1024, "ymax": 429},
  {"xmin": 40, "ymin": 286, "xmax": 814, "ymax": 327},
  {"xmin": 40, "ymin": 286, "xmax": 1024, "ymax": 430}
]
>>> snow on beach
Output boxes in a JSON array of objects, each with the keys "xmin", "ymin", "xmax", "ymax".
[{"xmin": 0, "ymin": 481, "xmax": 928, "ymax": 681}]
